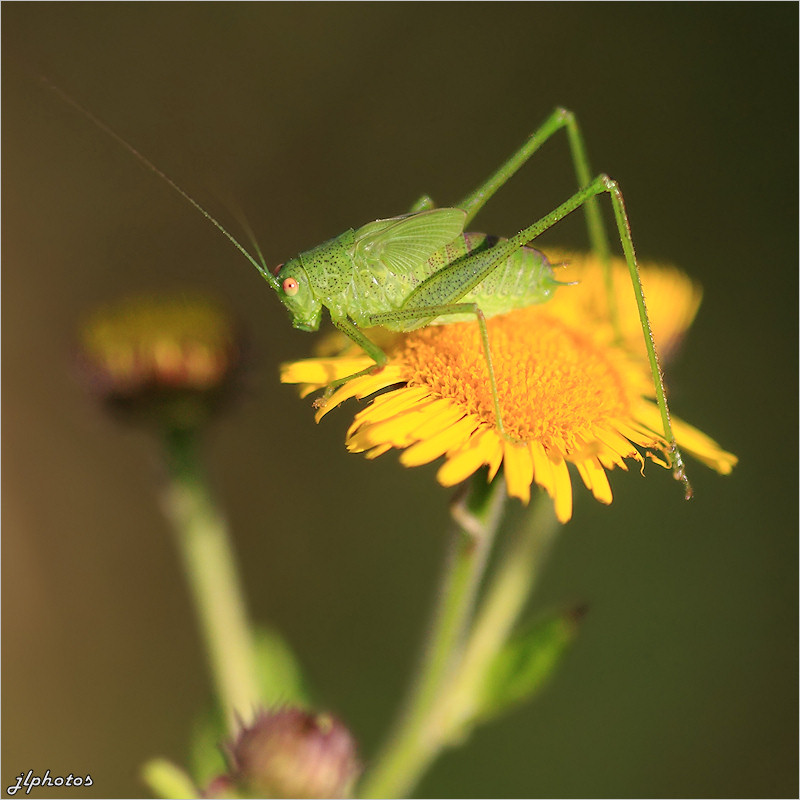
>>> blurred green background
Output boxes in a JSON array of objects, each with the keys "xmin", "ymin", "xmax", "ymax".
[{"xmin": 3, "ymin": 4, "xmax": 797, "ymax": 798}]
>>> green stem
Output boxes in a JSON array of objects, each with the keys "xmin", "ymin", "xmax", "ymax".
[
  {"xmin": 436, "ymin": 491, "xmax": 561, "ymax": 740},
  {"xmin": 160, "ymin": 427, "xmax": 260, "ymax": 732},
  {"xmin": 359, "ymin": 473, "xmax": 507, "ymax": 799}
]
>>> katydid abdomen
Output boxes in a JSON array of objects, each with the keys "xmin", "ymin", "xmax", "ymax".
[{"xmin": 454, "ymin": 235, "xmax": 556, "ymax": 324}]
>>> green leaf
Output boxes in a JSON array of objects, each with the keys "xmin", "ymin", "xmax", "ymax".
[
  {"xmin": 253, "ymin": 625, "xmax": 313, "ymax": 708},
  {"xmin": 188, "ymin": 710, "xmax": 228, "ymax": 790},
  {"xmin": 141, "ymin": 758, "xmax": 199, "ymax": 799},
  {"xmin": 474, "ymin": 606, "xmax": 584, "ymax": 723}
]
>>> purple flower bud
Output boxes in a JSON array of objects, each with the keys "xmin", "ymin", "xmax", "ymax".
[{"xmin": 226, "ymin": 708, "xmax": 361, "ymax": 799}]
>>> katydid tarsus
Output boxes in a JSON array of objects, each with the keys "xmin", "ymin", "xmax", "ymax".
[{"xmin": 48, "ymin": 83, "xmax": 691, "ymax": 497}]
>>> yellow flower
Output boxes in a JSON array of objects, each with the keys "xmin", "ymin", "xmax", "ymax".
[{"xmin": 281, "ymin": 256, "xmax": 737, "ymax": 523}]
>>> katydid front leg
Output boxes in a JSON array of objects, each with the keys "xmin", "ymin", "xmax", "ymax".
[
  {"xmin": 321, "ymin": 303, "xmax": 509, "ymax": 440},
  {"xmin": 313, "ymin": 316, "xmax": 391, "ymax": 406}
]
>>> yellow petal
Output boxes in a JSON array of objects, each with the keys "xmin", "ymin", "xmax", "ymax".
[
  {"xmin": 280, "ymin": 357, "xmax": 373, "ymax": 386},
  {"xmin": 530, "ymin": 441, "xmax": 555, "ymax": 498},
  {"xmin": 636, "ymin": 403, "xmax": 738, "ymax": 474},
  {"xmin": 347, "ymin": 387, "xmax": 432, "ymax": 435},
  {"xmin": 347, "ymin": 404, "xmax": 440, "ymax": 451},
  {"xmin": 615, "ymin": 421, "xmax": 663, "ymax": 450},
  {"xmin": 363, "ymin": 443, "xmax": 393, "ymax": 459},
  {"xmin": 575, "ymin": 457, "xmax": 612, "ymax": 505},
  {"xmin": 503, "ymin": 441, "xmax": 533, "ymax": 505},
  {"xmin": 486, "ymin": 435, "xmax": 505, "ymax": 481},
  {"xmin": 315, "ymin": 370, "xmax": 406, "ymax": 422},
  {"xmin": 435, "ymin": 428, "xmax": 497, "ymax": 487},
  {"xmin": 551, "ymin": 456, "xmax": 573, "ymax": 523},
  {"xmin": 401, "ymin": 416, "xmax": 479, "ymax": 467},
  {"xmin": 345, "ymin": 387, "xmax": 431, "ymax": 435},
  {"xmin": 595, "ymin": 426, "xmax": 640, "ymax": 461},
  {"xmin": 411, "ymin": 400, "xmax": 468, "ymax": 442}
]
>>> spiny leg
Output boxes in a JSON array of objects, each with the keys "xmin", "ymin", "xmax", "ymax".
[
  {"xmin": 456, "ymin": 108, "xmax": 619, "ymax": 333},
  {"xmin": 606, "ymin": 182, "xmax": 692, "ymax": 497}
]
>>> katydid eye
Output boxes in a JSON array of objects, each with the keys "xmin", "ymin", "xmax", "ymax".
[{"xmin": 282, "ymin": 277, "xmax": 299, "ymax": 296}]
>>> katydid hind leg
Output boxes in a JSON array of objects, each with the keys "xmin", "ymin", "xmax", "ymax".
[
  {"xmin": 457, "ymin": 109, "xmax": 607, "ymax": 256},
  {"xmin": 387, "ymin": 176, "xmax": 689, "ymax": 493},
  {"xmin": 495, "ymin": 174, "xmax": 690, "ymax": 496},
  {"xmin": 456, "ymin": 109, "xmax": 618, "ymax": 329},
  {"xmin": 604, "ymin": 181, "xmax": 693, "ymax": 498},
  {"xmin": 409, "ymin": 194, "xmax": 436, "ymax": 212}
]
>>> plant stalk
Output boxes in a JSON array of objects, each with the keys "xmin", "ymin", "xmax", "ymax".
[
  {"xmin": 359, "ymin": 474, "xmax": 507, "ymax": 799},
  {"xmin": 436, "ymin": 490, "xmax": 561, "ymax": 740},
  {"xmin": 160, "ymin": 427, "xmax": 260, "ymax": 733}
]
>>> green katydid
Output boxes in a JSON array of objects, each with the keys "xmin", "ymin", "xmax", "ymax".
[{"xmin": 48, "ymin": 85, "xmax": 690, "ymax": 496}]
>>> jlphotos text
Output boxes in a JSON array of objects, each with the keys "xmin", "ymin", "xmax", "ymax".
[{"xmin": 7, "ymin": 771, "xmax": 93, "ymax": 795}]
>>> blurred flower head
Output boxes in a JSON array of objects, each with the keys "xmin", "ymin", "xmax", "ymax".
[
  {"xmin": 79, "ymin": 293, "xmax": 242, "ymax": 430},
  {"xmin": 282, "ymin": 255, "xmax": 737, "ymax": 522}
]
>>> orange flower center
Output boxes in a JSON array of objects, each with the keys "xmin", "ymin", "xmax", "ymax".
[{"xmin": 396, "ymin": 306, "xmax": 639, "ymax": 447}]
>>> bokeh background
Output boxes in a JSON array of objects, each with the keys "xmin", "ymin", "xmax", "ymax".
[{"xmin": 4, "ymin": 4, "xmax": 797, "ymax": 798}]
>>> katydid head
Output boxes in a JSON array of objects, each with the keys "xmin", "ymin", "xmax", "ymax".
[{"xmin": 273, "ymin": 258, "xmax": 322, "ymax": 332}]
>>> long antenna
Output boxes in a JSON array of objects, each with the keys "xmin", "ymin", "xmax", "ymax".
[{"xmin": 42, "ymin": 77, "xmax": 281, "ymax": 292}]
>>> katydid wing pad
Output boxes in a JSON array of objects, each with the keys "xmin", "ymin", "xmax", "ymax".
[{"xmin": 354, "ymin": 208, "xmax": 466, "ymax": 274}]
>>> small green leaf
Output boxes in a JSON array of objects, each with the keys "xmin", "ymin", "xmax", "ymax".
[
  {"xmin": 188, "ymin": 709, "xmax": 228, "ymax": 789},
  {"xmin": 141, "ymin": 758, "xmax": 199, "ymax": 799},
  {"xmin": 254, "ymin": 625, "xmax": 312, "ymax": 708},
  {"xmin": 189, "ymin": 626, "xmax": 313, "ymax": 786},
  {"xmin": 475, "ymin": 606, "xmax": 585, "ymax": 723}
]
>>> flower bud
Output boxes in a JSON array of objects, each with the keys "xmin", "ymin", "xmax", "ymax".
[
  {"xmin": 226, "ymin": 708, "xmax": 361, "ymax": 799},
  {"xmin": 79, "ymin": 294, "xmax": 242, "ymax": 430}
]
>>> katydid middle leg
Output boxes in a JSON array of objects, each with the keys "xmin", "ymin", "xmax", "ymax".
[{"xmin": 366, "ymin": 302, "xmax": 510, "ymax": 438}]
